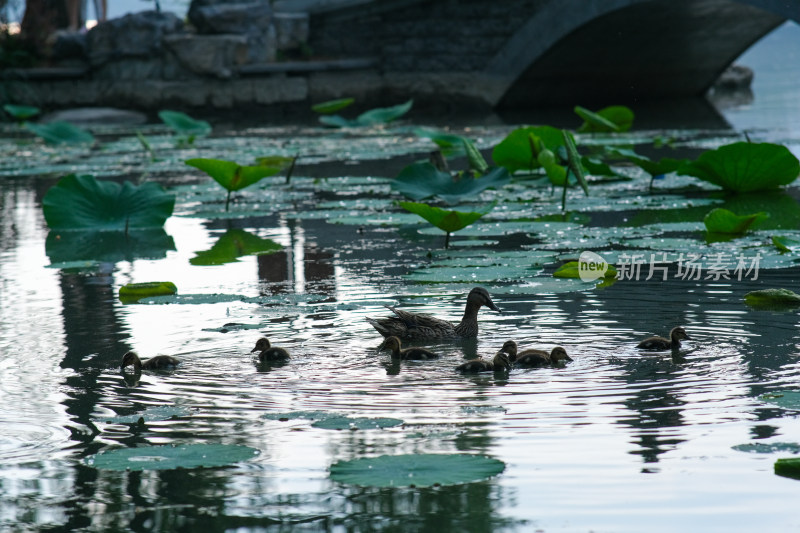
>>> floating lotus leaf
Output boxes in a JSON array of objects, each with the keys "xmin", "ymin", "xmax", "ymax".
[
  {"xmin": 681, "ymin": 142, "xmax": 800, "ymax": 192},
  {"xmin": 119, "ymin": 281, "xmax": 178, "ymax": 303},
  {"xmin": 553, "ymin": 261, "xmax": 618, "ymax": 279},
  {"xmin": 392, "ymin": 163, "xmax": 510, "ymax": 204},
  {"xmin": 759, "ymin": 391, "xmax": 800, "ymax": 409},
  {"xmin": 158, "ymin": 110, "xmax": 211, "ymax": 137},
  {"xmin": 320, "ymin": 100, "xmax": 413, "ymax": 127},
  {"xmin": 263, "ymin": 411, "xmax": 331, "ymax": 421},
  {"xmin": 3, "ymin": 104, "xmax": 40, "ymax": 120},
  {"xmin": 85, "ymin": 444, "xmax": 258, "ymax": 471},
  {"xmin": 772, "ymin": 235, "xmax": 800, "ymax": 252},
  {"xmin": 26, "ymin": 121, "xmax": 94, "ymax": 144},
  {"xmin": 329, "ymin": 454, "xmax": 505, "ymax": 488},
  {"xmin": 311, "ymin": 97, "xmax": 355, "ymax": 114},
  {"xmin": 102, "ymin": 405, "xmax": 192, "ymax": 424},
  {"xmin": 311, "ymin": 416, "xmax": 403, "ymax": 430},
  {"xmin": 190, "ymin": 229, "xmax": 282, "ymax": 266},
  {"xmin": 775, "ymin": 458, "xmax": 800, "ymax": 480},
  {"xmin": 491, "ymin": 125, "xmax": 565, "ymax": 173},
  {"xmin": 42, "ymin": 174, "xmax": 175, "ymax": 231},
  {"xmin": 414, "ymin": 128, "xmax": 467, "ymax": 156},
  {"xmin": 732, "ymin": 442, "xmax": 800, "ymax": 454},
  {"xmin": 703, "ymin": 208, "xmax": 767, "ymax": 234},
  {"xmin": 575, "ymin": 105, "xmax": 634, "ymax": 133}
]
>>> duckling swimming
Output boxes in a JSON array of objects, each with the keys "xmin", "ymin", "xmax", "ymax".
[
  {"xmin": 377, "ymin": 336, "xmax": 439, "ymax": 360},
  {"xmin": 121, "ymin": 351, "xmax": 180, "ymax": 372},
  {"xmin": 499, "ymin": 341, "xmax": 572, "ymax": 367},
  {"xmin": 455, "ymin": 351, "xmax": 511, "ymax": 373},
  {"xmin": 636, "ymin": 327, "xmax": 690, "ymax": 350},
  {"xmin": 251, "ymin": 337, "xmax": 291, "ymax": 361},
  {"xmin": 366, "ymin": 287, "xmax": 501, "ymax": 340}
]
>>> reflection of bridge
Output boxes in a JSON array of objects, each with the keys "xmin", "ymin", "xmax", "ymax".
[{"xmin": 294, "ymin": 0, "xmax": 798, "ymax": 107}]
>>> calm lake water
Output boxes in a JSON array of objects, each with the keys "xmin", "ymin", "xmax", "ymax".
[{"xmin": 1, "ymin": 21, "xmax": 800, "ymax": 533}]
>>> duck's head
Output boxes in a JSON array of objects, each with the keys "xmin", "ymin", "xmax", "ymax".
[
  {"xmin": 252, "ymin": 337, "xmax": 271, "ymax": 353},
  {"xmin": 550, "ymin": 346, "xmax": 572, "ymax": 363},
  {"xmin": 468, "ymin": 287, "xmax": 501, "ymax": 312},
  {"xmin": 377, "ymin": 336, "xmax": 402, "ymax": 353},
  {"xmin": 493, "ymin": 351, "xmax": 511, "ymax": 371},
  {"xmin": 121, "ymin": 351, "xmax": 140, "ymax": 369},
  {"xmin": 670, "ymin": 327, "xmax": 690, "ymax": 341},
  {"xmin": 498, "ymin": 340, "xmax": 518, "ymax": 360}
]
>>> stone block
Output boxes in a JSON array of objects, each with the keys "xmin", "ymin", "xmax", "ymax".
[
  {"xmin": 189, "ymin": 1, "xmax": 272, "ymax": 35},
  {"xmin": 252, "ymin": 76, "xmax": 308, "ymax": 104},
  {"xmin": 92, "ymin": 58, "xmax": 166, "ymax": 81},
  {"xmin": 87, "ymin": 11, "xmax": 184, "ymax": 67},
  {"xmin": 164, "ymin": 34, "xmax": 248, "ymax": 79},
  {"xmin": 274, "ymin": 12, "xmax": 309, "ymax": 51}
]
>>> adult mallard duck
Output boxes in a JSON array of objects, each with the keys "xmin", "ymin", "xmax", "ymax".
[
  {"xmin": 366, "ymin": 287, "xmax": 501, "ymax": 340},
  {"xmin": 252, "ymin": 337, "xmax": 291, "ymax": 361},
  {"xmin": 377, "ymin": 336, "xmax": 439, "ymax": 360},
  {"xmin": 499, "ymin": 341, "xmax": 572, "ymax": 367},
  {"xmin": 636, "ymin": 327, "xmax": 690, "ymax": 350},
  {"xmin": 455, "ymin": 351, "xmax": 511, "ymax": 373},
  {"xmin": 121, "ymin": 351, "xmax": 180, "ymax": 372}
]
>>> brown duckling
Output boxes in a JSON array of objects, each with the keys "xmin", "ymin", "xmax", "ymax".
[
  {"xmin": 499, "ymin": 341, "xmax": 572, "ymax": 367},
  {"xmin": 377, "ymin": 336, "xmax": 439, "ymax": 361},
  {"xmin": 366, "ymin": 287, "xmax": 501, "ymax": 340},
  {"xmin": 121, "ymin": 351, "xmax": 180, "ymax": 372},
  {"xmin": 636, "ymin": 327, "xmax": 690, "ymax": 350},
  {"xmin": 251, "ymin": 337, "xmax": 291, "ymax": 361},
  {"xmin": 456, "ymin": 351, "xmax": 511, "ymax": 373}
]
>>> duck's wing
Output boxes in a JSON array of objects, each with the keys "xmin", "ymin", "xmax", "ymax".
[
  {"xmin": 367, "ymin": 306, "xmax": 456, "ymax": 339},
  {"xmin": 143, "ymin": 355, "xmax": 181, "ymax": 370},
  {"xmin": 515, "ymin": 351, "xmax": 549, "ymax": 367},
  {"xmin": 636, "ymin": 336, "xmax": 669, "ymax": 350},
  {"xmin": 401, "ymin": 348, "xmax": 439, "ymax": 360},
  {"xmin": 456, "ymin": 358, "xmax": 491, "ymax": 372}
]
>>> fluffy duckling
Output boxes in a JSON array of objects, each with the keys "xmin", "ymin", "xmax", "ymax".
[
  {"xmin": 121, "ymin": 351, "xmax": 180, "ymax": 372},
  {"xmin": 499, "ymin": 341, "xmax": 572, "ymax": 367},
  {"xmin": 377, "ymin": 336, "xmax": 439, "ymax": 360},
  {"xmin": 366, "ymin": 287, "xmax": 501, "ymax": 340},
  {"xmin": 251, "ymin": 337, "xmax": 291, "ymax": 361},
  {"xmin": 636, "ymin": 327, "xmax": 690, "ymax": 350},
  {"xmin": 456, "ymin": 351, "xmax": 511, "ymax": 373}
]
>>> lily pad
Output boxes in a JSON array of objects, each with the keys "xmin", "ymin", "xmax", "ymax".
[
  {"xmin": 744, "ymin": 289, "xmax": 800, "ymax": 310},
  {"xmin": 703, "ymin": 208, "xmax": 767, "ymax": 234},
  {"xmin": 102, "ymin": 405, "xmax": 192, "ymax": 424},
  {"xmin": 3, "ymin": 104, "xmax": 40, "ymax": 120},
  {"xmin": 681, "ymin": 142, "xmax": 800, "ymax": 192},
  {"xmin": 732, "ymin": 442, "xmax": 800, "ymax": 454},
  {"xmin": 775, "ymin": 458, "xmax": 800, "ymax": 480},
  {"xmin": 190, "ymin": 229, "xmax": 282, "ymax": 266},
  {"xmin": 575, "ymin": 105, "xmax": 634, "ymax": 133},
  {"xmin": 311, "ymin": 97, "xmax": 355, "ymax": 114},
  {"xmin": 329, "ymin": 454, "xmax": 505, "ymax": 488},
  {"xmin": 26, "ymin": 121, "xmax": 94, "ymax": 144},
  {"xmin": 42, "ymin": 174, "xmax": 175, "ymax": 231},
  {"xmin": 85, "ymin": 443, "xmax": 258, "ymax": 471},
  {"xmin": 263, "ymin": 411, "xmax": 331, "ymax": 421},
  {"xmin": 158, "ymin": 110, "xmax": 212, "ymax": 137},
  {"xmin": 320, "ymin": 100, "xmax": 413, "ymax": 127},
  {"xmin": 392, "ymin": 163, "xmax": 510, "ymax": 204},
  {"xmin": 759, "ymin": 391, "xmax": 800, "ymax": 409},
  {"xmin": 772, "ymin": 235, "xmax": 800, "ymax": 252},
  {"xmin": 119, "ymin": 281, "xmax": 178, "ymax": 303},
  {"xmin": 414, "ymin": 128, "xmax": 467, "ymax": 156},
  {"xmin": 311, "ymin": 416, "xmax": 403, "ymax": 430},
  {"xmin": 553, "ymin": 261, "xmax": 618, "ymax": 279}
]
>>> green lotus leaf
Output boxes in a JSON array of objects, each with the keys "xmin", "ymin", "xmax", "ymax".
[
  {"xmin": 681, "ymin": 142, "xmax": 800, "ymax": 192},
  {"xmin": 26, "ymin": 121, "xmax": 94, "ymax": 144},
  {"xmin": 158, "ymin": 110, "xmax": 211, "ymax": 136},
  {"xmin": 330, "ymin": 454, "xmax": 505, "ymax": 488},
  {"xmin": 703, "ymin": 208, "xmax": 767, "ymax": 234},
  {"xmin": 102, "ymin": 405, "xmax": 192, "ymax": 424},
  {"xmin": 772, "ymin": 235, "xmax": 800, "ymax": 252},
  {"xmin": 311, "ymin": 416, "xmax": 403, "ymax": 430},
  {"xmin": 392, "ymin": 162, "xmax": 510, "ymax": 204},
  {"xmin": 185, "ymin": 158, "xmax": 282, "ymax": 192},
  {"xmin": 3, "ymin": 103, "xmax": 40, "ymax": 120},
  {"xmin": 492, "ymin": 125, "xmax": 565, "ymax": 173},
  {"xmin": 85, "ymin": 444, "xmax": 258, "ymax": 471},
  {"xmin": 575, "ymin": 105, "xmax": 634, "ymax": 133},
  {"xmin": 190, "ymin": 229, "xmax": 282, "ymax": 265},
  {"xmin": 399, "ymin": 201, "xmax": 494, "ymax": 233},
  {"xmin": 553, "ymin": 261, "xmax": 617, "ymax": 279},
  {"xmin": 414, "ymin": 128, "xmax": 467, "ymax": 156},
  {"xmin": 463, "ymin": 138, "xmax": 489, "ymax": 174},
  {"xmin": 319, "ymin": 100, "xmax": 413, "ymax": 128},
  {"xmin": 42, "ymin": 174, "xmax": 175, "ymax": 231},
  {"xmin": 45, "ymin": 228, "xmax": 175, "ymax": 264},
  {"xmin": 760, "ymin": 391, "xmax": 800, "ymax": 409},
  {"xmin": 745, "ymin": 289, "xmax": 800, "ymax": 310},
  {"xmin": 775, "ymin": 458, "xmax": 800, "ymax": 480},
  {"xmin": 119, "ymin": 281, "xmax": 178, "ymax": 303},
  {"xmin": 732, "ymin": 442, "xmax": 800, "ymax": 454},
  {"xmin": 263, "ymin": 411, "xmax": 331, "ymax": 421},
  {"xmin": 311, "ymin": 97, "xmax": 355, "ymax": 114},
  {"xmin": 612, "ymin": 148, "xmax": 689, "ymax": 177}
]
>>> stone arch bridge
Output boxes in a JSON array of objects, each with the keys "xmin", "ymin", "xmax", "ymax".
[{"xmin": 294, "ymin": 0, "xmax": 798, "ymax": 108}]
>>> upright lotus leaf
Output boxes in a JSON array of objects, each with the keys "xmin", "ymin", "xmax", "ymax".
[
  {"xmin": 185, "ymin": 158, "xmax": 284, "ymax": 210},
  {"xmin": 85, "ymin": 444, "xmax": 259, "ymax": 471},
  {"xmin": 42, "ymin": 174, "xmax": 174, "ymax": 231},
  {"xmin": 772, "ymin": 235, "xmax": 800, "ymax": 253},
  {"xmin": 329, "ymin": 454, "xmax": 505, "ymax": 488},
  {"xmin": 3, "ymin": 103, "xmax": 40, "ymax": 121},
  {"xmin": 681, "ymin": 142, "xmax": 800, "ymax": 192},
  {"xmin": 703, "ymin": 207, "xmax": 767, "ymax": 234},
  {"xmin": 254, "ymin": 155, "xmax": 298, "ymax": 183},
  {"xmin": 414, "ymin": 127, "xmax": 467, "ymax": 156},
  {"xmin": 392, "ymin": 162, "xmax": 510, "ymax": 204},
  {"xmin": 463, "ymin": 139, "xmax": 489, "ymax": 174},
  {"xmin": 158, "ymin": 110, "xmax": 212, "ymax": 137},
  {"xmin": 26, "ymin": 121, "xmax": 95, "ymax": 145},
  {"xmin": 745, "ymin": 289, "xmax": 800, "ymax": 309},
  {"xmin": 319, "ymin": 100, "xmax": 413, "ymax": 128},
  {"xmin": 190, "ymin": 229, "xmax": 282, "ymax": 265},
  {"xmin": 562, "ymin": 130, "xmax": 589, "ymax": 195},
  {"xmin": 399, "ymin": 200, "xmax": 495, "ymax": 248},
  {"xmin": 311, "ymin": 97, "xmax": 355, "ymax": 114},
  {"xmin": 575, "ymin": 105, "xmax": 634, "ymax": 133},
  {"xmin": 775, "ymin": 458, "xmax": 800, "ymax": 480},
  {"xmin": 492, "ymin": 125, "xmax": 565, "ymax": 173}
]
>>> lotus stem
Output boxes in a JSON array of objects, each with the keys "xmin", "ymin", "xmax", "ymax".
[
  {"xmin": 445, "ymin": 231, "xmax": 451, "ymax": 249},
  {"xmin": 225, "ymin": 190, "xmax": 231, "ymax": 211}
]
